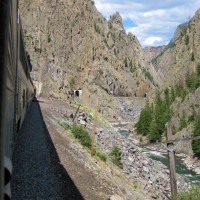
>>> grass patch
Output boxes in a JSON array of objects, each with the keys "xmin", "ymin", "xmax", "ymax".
[
  {"xmin": 95, "ymin": 168, "xmax": 102, "ymax": 174},
  {"xmin": 115, "ymin": 172, "xmax": 126, "ymax": 180},
  {"xmin": 132, "ymin": 182, "xmax": 140, "ymax": 189},
  {"xmin": 173, "ymin": 186, "xmax": 200, "ymax": 200},
  {"xmin": 59, "ymin": 121, "xmax": 108, "ymax": 163},
  {"xmin": 108, "ymin": 178, "xmax": 115, "ymax": 186},
  {"xmin": 94, "ymin": 148, "xmax": 107, "ymax": 162},
  {"xmin": 58, "ymin": 118, "xmax": 73, "ymax": 129},
  {"xmin": 70, "ymin": 125, "xmax": 91, "ymax": 148}
]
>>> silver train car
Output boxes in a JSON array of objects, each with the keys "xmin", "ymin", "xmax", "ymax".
[{"xmin": 0, "ymin": 0, "xmax": 34, "ymax": 199}]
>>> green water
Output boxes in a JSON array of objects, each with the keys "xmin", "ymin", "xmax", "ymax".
[
  {"xmin": 141, "ymin": 148, "xmax": 200, "ymax": 184},
  {"xmin": 113, "ymin": 123, "xmax": 130, "ymax": 137},
  {"xmin": 119, "ymin": 129, "xmax": 130, "ymax": 137},
  {"xmin": 115, "ymin": 124, "xmax": 200, "ymax": 184}
]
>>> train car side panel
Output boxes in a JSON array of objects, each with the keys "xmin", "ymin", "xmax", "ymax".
[
  {"xmin": 0, "ymin": 0, "xmax": 18, "ymax": 199},
  {"xmin": 4, "ymin": 0, "xmax": 18, "ymax": 156}
]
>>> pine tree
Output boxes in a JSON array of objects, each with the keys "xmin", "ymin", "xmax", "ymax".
[
  {"xmin": 186, "ymin": 74, "xmax": 196, "ymax": 91},
  {"xmin": 124, "ymin": 57, "xmax": 128, "ymax": 67},
  {"xmin": 148, "ymin": 119, "xmax": 161, "ymax": 142},
  {"xmin": 179, "ymin": 110, "xmax": 187, "ymax": 130},
  {"xmin": 164, "ymin": 88, "xmax": 170, "ymax": 106},
  {"xmin": 170, "ymin": 86, "xmax": 175, "ymax": 103},
  {"xmin": 192, "ymin": 114, "xmax": 200, "ymax": 155},
  {"xmin": 135, "ymin": 101, "xmax": 154, "ymax": 135},
  {"xmin": 129, "ymin": 60, "xmax": 133, "ymax": 69},
  {"xmin": 175, "ymin": 84, "xmax": 182, "ymax": 97},
  {"xmin": 185, "ymin": 35, "xmax": 189, "ymax": 45},
  {"xmin": 191, "ymin": 52, "xmax": 195, "ymax": 61},
  {"xmin": 114, "ymin": 48, "xmax": 117, "ymax": 56},
  {"xmin": 186, "ymin": 64, "xmax": 200, "ymax": 91},
  {"xmin": 197, "ymin": 63, "xmax": 200, "ymax": 76},
  {"xmin": 181, "ymin": 87, "xmax": 188, "ymax": 101},
  {"xmin": 153, "ymin": 91, "xmax": 171, "ymax": 138},
  {"xmin": 154, "ymin": 91, "xmax": 165, "ymax": 132},
  {"xmin": 136, "ymin": 90, "xmax": 172, "ymax": 143},
  {"xmin": 110, "ymin": 146, "xmax": 123, "ymax": 169},
  {"xmin": 196, "ymin": 64, "xmax": 200, "ymax": 89}
]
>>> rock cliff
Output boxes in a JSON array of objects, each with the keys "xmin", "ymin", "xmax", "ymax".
[
  {"xmin": 19, "ymin": 0, "xmax": 156, "ymax": 120},
  {"xmin": 142, "ymin": 9, "xmax": 200, "ymax": 156},
  {"xmin": 20, "ymin": 0, "xmax": 200, "ymax": 158},
  {"xmin": 148, "ymin": 9, "xmax": 200, "ymax": 89}
]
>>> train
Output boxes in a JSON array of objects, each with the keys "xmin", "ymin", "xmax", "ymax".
[{"xmin": 0, "ymin": 0, "xmax": 35, "ymax": 199}]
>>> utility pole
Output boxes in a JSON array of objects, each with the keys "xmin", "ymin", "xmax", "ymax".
[
  {"xmin": 91, "ymin": 99, "xmax": 98, "ymax": 157},
  {"xmin": 165, "ymin": 123, "xmax": 177, "ymax": 198},
  {"xmin": 72, "ymin": 104, "xmax": 81, "ymax": 123}
]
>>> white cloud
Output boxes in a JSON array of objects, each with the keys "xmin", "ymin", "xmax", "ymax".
[
  {"xmin": 144, "ymin": 37, "xmax": 162, "ymax": 46},
  {"xmin": 94, "ymin": 0, "xmax": 200, "ymax": 47}
]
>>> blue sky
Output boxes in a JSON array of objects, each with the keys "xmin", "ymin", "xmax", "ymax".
[{"xmin": 95, "ymin": 0, "xmax": 200, "ymax": 47}]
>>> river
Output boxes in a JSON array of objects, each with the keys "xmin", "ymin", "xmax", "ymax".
[
  {"xmin": 140, "ymin": 148, "xmax": 200, "ymax": 184},
  {"xmin": 114, "ymin": 124, "xmax": 200, "ymax": 184}
]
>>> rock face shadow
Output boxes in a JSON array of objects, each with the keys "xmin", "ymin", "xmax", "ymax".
[{"xmin": 11, "ymin": 99, "xmax": 84, "ymax": 200}]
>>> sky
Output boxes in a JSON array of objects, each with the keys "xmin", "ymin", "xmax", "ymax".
[{"xmin": 94, "ymin": 0, "xmax": 200, "ymax": 47}]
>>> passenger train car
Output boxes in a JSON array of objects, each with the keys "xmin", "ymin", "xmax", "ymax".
[{"xmin": 0, "ymin": 0, "xmax": 34, "ymax": 199}]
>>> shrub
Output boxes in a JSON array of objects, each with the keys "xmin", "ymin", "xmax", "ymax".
[
  {"xmin": 59, "ymin": 119, "xmax": 73, "ymax": 129},
  {"xmin": 95, "ymin": 149, "xmax": 107, "ymax": 162},
  {"xmin": 132, "ymin": 182, "xmax": 140, "ymax": 189},
  {"xmin": 185, "ymin": 35, "xmax": 189, "ymax": 45},
  {"xmin": 172, "ymin": 126, "xmax": 179, "ymax": 135},
  {"xmin": 70, "ymin": 125, "xmax": 91, "ymax": 148},
  {"xmin": 191, "ymin": 52, "xmax": 195, "ymax": 61},
  {"xmin": 143, "ymin": 68, "xmax": 154, "ymax": 83},
  {"xmin": 109, "ymin": 146, "xmax": 123, "ymax": 169},
  {"xmin": 69, "ymin": 77, "xmax": 75, "ymax": 87}
]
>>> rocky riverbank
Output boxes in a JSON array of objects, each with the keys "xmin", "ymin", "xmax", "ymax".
[
  {"xmin": 61, "ymin": 104, "xmax": 189, "ymax": 199},
  {"xmin": 42, "ymin": 98, "xmax": 156, "ymax": 199},
  {"xmin": 137, "ymin": 144, "xmax": 200, "ymax": 178},
  {"xmin": 94, "ymin": 124, "xmax": 188, "ymax": 199},
  {"xmin": 180, "ymin": 155, "xmax": 200, "ymax": 175},
  {"xmin": 48, "ymin": 94, "xmax": 199, "ymax": 199}
]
